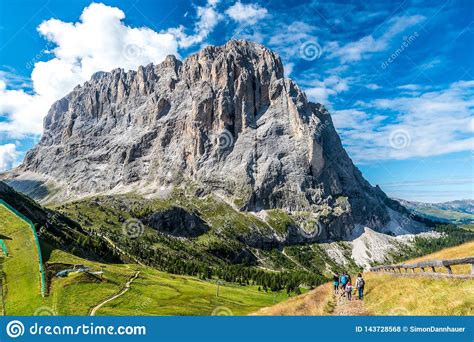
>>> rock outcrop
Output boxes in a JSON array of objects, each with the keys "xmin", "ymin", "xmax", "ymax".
[
  {"xmin": 145, "ymin": 207, "xmax": 210, "ymax": 237},
  {"xmin": 4, "ymin": 40, "xmax": 411, "ymax": 240}
]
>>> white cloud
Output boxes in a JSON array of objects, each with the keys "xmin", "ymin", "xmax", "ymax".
[
  {"xmin": 332, "ymin": 81, "xmax": 474, "ymax": 161},
  {"xmin": 284, "ymin": 62, "xmax": 294, "ymax": 77},
  {"xmin": 0, "ymin": 88, "xmax": 50, "ymax": 136},
  {"xmin": 0, "ymin": 2, "xmax": 180, "ymax": 138},
  {"xmin": 168, "ymin": 0, "xmax": 223, "ymax": 48},
  {"xmin": 332, "ymin": 109, "xmax": 386, "ymax": 130},
  {"xmin": 420, "ymin": 56, "xmax": 443, "ymax": 70},
  {"xmin": 397, "ymin": 84, "xmax": 421, "ymax": 90},
  {"xmin": 328, "ymin": 15, "xmax": 425, "ymax": 62},
  {"xmin": 226, "ymin": 2, "xmax": 268, "ymax": 25},
  {"xmin": 304, "ymin": 76, "xmax": 351, "ymax": 106},
  {"xmin": 366, "ymin": 83, "xmax": 381, "ymax": 90},
  {"xmin": 267, "ymin": 21, "xmax": 318, "ymax": 59},
  {"xmin": 0, "ymin": 69, "xmax": 31, "ymax": 90},
  {"xmin": 0, "ymin": 144, "xmax": 19, "ymax": 171},
  {"xmin": 305, "ymin": 87, "xmax": 336, "ymax": 106}
]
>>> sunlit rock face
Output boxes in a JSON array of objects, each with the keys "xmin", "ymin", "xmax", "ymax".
[{"xmin": 10, "ymin": 40, "xmax": 402, "ymax": 239}]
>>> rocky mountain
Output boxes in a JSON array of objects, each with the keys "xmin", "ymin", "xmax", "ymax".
[{"xmin": 2, "ymin": 40, "xmax": 425, "ymax": 243}]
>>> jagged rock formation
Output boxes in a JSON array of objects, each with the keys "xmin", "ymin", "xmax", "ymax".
[{"xmin": 4, "ymin": 40, "xmax": 416, "ymax": 240}]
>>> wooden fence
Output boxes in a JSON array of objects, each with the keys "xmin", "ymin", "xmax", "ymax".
[{"xmin": 370, "ymin": 256, "xmax": 474, "ymax": 279}]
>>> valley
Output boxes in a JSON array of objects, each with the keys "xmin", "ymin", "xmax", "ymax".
[
  {"xmin": 0, "ymin": 207, "xmax": 290, "ymax": 316},
  {"xmin": 1, "ymin": 183, "xmax": 472, "ymax": 316},
  {"xmin": 398, "ymin": 199, "xmax": 474, "ymax": 225}
]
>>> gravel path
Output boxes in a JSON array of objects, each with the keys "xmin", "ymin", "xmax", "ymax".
[
  {"xmin": 332, "ymin": 291, "xmax": 369, "ymax": 316},
  {"xmin": 90, "ymin": 271, "xmax": 140, "ymax": 316}
]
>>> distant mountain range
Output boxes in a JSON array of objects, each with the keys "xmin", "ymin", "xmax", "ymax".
[{"xmin": 398, "ymin": 199, "xmax": 474, "ymax": 224}]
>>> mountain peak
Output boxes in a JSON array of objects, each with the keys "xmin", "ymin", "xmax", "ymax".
[
  {"xmin": 201, "ymin": 39, "xmax": 281, "ymax": 60},
  {"xmin": 4, "ymin": 40, "xmax": 402, "ymax": 240},
  {"xmin": 180, "ymin": 39, "xmax": 284, "ymax": 88}
]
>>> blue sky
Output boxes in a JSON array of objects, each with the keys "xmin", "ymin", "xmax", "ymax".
[{"xmin": 0, "ymin": 0, "xmax": 472, "ymax": 202}]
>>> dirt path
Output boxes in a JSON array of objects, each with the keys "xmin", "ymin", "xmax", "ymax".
[
  {"xmin": 97, "ymin": 233, "xmax": 144, "ymax": 266},
  {"xmin": 90, "ymin": 271, "xmax": 140, "ymax": 316},
  {"xmin": 332, "ymin": 291, "xmax": 369, "ymax": 316},
  {"xmin": 253, "ymin": 282, "xmax": 370, "ymax": 316}
]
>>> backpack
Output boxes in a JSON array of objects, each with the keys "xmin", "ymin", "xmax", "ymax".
[
  {"xmin": 340, "ymin": 275, "xmax": 347, "ymax": 284},
  {"xmin": 358, "ymin": 278, "xmax": 365, "ymax": 287}
]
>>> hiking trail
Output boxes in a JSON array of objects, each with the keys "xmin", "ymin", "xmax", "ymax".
[
  {"xmin": 332, "ymin": 292, "xmax": 368, "ymax": 316},
  {"xmin": 90, "ymin": 270, "xmax": 140, "ymax": 316}
]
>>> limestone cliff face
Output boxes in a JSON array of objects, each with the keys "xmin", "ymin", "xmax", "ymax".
[{"xmin": 8, "ymin": 40, "xmax": 396, "ymax": 239}]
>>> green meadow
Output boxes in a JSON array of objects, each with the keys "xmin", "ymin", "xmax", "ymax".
[
  {"xmin": 0, "ymin": 205, "xmax": 287, "ymax": 316},
  {"xmin": 0, "ymin": 204, "xmax": 44, "ymax": 314}
]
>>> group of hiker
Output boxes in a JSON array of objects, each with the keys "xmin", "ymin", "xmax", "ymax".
[{"xmin": 332, "ymin": 272, "xmax": 365, "ymax": 301}]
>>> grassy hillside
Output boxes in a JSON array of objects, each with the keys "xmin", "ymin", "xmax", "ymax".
[
  {"xmin": 253, "ymin": 283, "xmax": 334, "ymax": 316},
  {"xmin": 47, "ymin": 248, "xmax": 290, "ymax": 316},
  {"xmin": 53, "ymin": 193, "xmax": 330, "ymax": 289},
  {"xmin": 1, "ymin": 240, "xmax": 292, "ymax": 316},
  {"xmin": 3, "ymin": 179, "xmax": 471, "ymax": 316},
  {"xmin": 0, "ymin": 205, "xmax": 290, "ymax": 316},
  {"xmin": 95, "ymin": 266, "xmax": 289, "ymax": 316},
  {"xmin": 255, "ymin": 242, "xmax": 474, "ymax": 316},
  {"xmin": 0, "ymin": 204, "xmax": 44, "ymax": 314},
  {"xmin": 404, "ymin": 241, "xmax": 474, "ymax": 274},
  {"xmin": 363, "ymin": 274, "xmax": 473, "ymax": 315},
  {"xmin": 364, "ymin": 241, "xmax": 474, "ymax": 315}
]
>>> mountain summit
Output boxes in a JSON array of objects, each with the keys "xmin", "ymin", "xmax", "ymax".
[{"xmin": 4, "ymin": 40, "xmax": 421, "ymax": 241}]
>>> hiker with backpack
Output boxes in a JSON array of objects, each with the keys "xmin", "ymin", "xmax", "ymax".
[
  {"xmin": 339, "ymin": 271, "xmax": 348, "ymax": 291},
  {"xmin": 355, "ymin": 273, "xmax": 365, "ymax": 300},
  {"xmin": 333, "ymin": 272, "xmax": 340, "ymax": 294}
]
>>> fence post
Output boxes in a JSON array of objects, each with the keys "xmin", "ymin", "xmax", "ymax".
[
  {"xmin": 445, "ymin": 265, "xmax": 452, "ymax": 274},
  {"xmin": 373, "ymin": 257, "xmax": 474, "ymax": 277}
]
